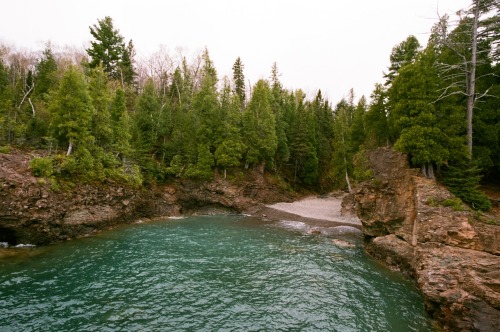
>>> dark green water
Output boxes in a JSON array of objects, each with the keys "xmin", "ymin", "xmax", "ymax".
[{"xmin": 0, "ymin": 216, "xmax": 433, "ymax": 331}]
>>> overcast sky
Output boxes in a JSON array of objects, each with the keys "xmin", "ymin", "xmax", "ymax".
[{"xmin": 1, "ymin": 0, "xmax": 471, "ymax": 103}]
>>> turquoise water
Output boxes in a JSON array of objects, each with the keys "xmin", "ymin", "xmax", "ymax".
[{"xmin": 0, "ymin": 216, "xmax": 433, "ymax": 331}]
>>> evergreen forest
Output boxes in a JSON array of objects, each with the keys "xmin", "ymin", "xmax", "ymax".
[{"xmin": 0, "ymin": 0, "xmax": 498, "ymax": 211}]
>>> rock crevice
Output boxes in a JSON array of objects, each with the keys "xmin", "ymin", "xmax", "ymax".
[{"xmin": 354, "ymin": 147, "xmax": 500, "ymax": 332}]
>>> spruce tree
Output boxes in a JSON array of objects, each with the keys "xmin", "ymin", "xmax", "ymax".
[
  {"xmin": 243, "ymin": 80, "xmax": 277, "ymax": 167},
  {"xmin": 443, "ymin": 158, "xmax": 492, "ymax": 211},
  {"xmin": 364, "ymin": 84, "xmax": 389, "ymax": 147},
  {"xmin": 332, "ymin": 98, "xmax": 354, "ymax": 191},
  {"xmin": 270, "ymin": 63, "xmax": 290, "ymax": 172},
  {"xmin": 232, "ymin": 57, "xmax": 246, "ymax": 109},
  {"xmin": 214, "ymin": 78, "xmax": 245, "ymax": 178}
]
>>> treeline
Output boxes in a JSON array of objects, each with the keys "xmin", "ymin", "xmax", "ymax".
[
  {"xmin": 0, "ymin": 0, "xmax": 498, "ymax": 211},
  {"xmin": 375, "ymin": 0, "xmax": 499, "ymax": 210},
  {"xmin": 0, "ymin": 17, "xmax": 349, "ymax": 191}
]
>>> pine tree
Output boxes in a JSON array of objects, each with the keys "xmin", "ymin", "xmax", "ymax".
[
  {"xmin": 86, "ymin": 16, "xmax": 135, "ymax": 84},
  {"xmin": 192, "ymin": 48, "xmax": 220, "ymax": 158},
  {"xmin": 270, "ymin": 62, "xmax": 290, "ymax": 172},
  {"xmin": 33, "ymin": 46, "xmax": 58, "ymax": 101},
  {"xmin": 0, "ymin": 59, "xmax": 10, "ymax": 145},
  {"xmin": 364, "ymin": 84, "xmax": 389, "ymax": 147},
  {"xmin": 288, "ymin": 90, "xmax": 319, "ymax": 185},
  {"xmin": 132, "ymin": 78, "xmax": 164, "ymax": 180},
  {"xmin": 389, "ymin": 47, "xmax": 460, "ymax": 178},
  {"xmin": 110, "ymin": 88, "xmax": 132, "ymax": 158},
  {"xmin": 310, "ymin": 90, "xmax": 335, "ymax": 190},
  {"xmin": 443, "ymin": 158, "xmax": 492, "ymax": 211},
  {"xmin": 214, "ymin": 78, "xmax": 245, "ymax": 178},
  {"xmin": 88, "ymin": 66, "xmax": 113, "ymax": 149},
  {"xmin": 384, "ymin": 35, "xmax": 421, "ymax": 86},
  {"xmin": 49, "ymin": 65, "xmax": 93, "ymax": 156},
  {"xmin": 243, "ymin": 80, "xmax": 277, "ymax": 167},
  {"xmin": 351, "ymin": 96, "xmax": 367, "ymax": 154},
  {"xmin": 332, "ymin": 97, "xmax": 355, "ymax": 191},
  {"xmin": 232, "ymin": 57, "xmax": 246, "ymax": 109}
]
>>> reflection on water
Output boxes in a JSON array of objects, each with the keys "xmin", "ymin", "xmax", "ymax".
[{"xmin": 0, "ymin": 215, "xmax": 433, "ymax": 331}]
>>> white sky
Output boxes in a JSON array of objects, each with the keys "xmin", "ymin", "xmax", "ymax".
[{"xmin": 1, "ymin": 0, "xmax": 471, "ymax": 103}]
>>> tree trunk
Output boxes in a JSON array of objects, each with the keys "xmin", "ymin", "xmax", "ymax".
[
  {"xmin": 421, "ymin": 165, "xmax": 428, "ymax": 178},
  {"xmin": 427, "ymin": 164, "xmax": 435, "ymax": 180},
  {"xmin": 467, "ymin": 0, "xmax": 480, "ymax": 157},
  {"xmin": 345, "ymin": 169, "xmax": 352, "ymax": 193},
  {"xmin": 343, "ymin": 155, "xmax": 352, "ymax": 193},
  {"xmin": 66, "ymin": 140, "xmax": 73, "ymax": 156}
]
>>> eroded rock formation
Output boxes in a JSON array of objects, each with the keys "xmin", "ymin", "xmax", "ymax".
[
  {"xmin": 354, "ymin": 147, "xmax": 500, "ymax": 332},
  {"xmin": 0, "ymin": 151, "xmax": 293, "ymax": 245}
]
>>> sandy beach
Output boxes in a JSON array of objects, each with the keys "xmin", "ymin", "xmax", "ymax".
[{"xmin": 258, "ymin": 195, "xmax": 361, "ymax": 229}]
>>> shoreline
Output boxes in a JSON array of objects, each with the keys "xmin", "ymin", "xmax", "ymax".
[{"xmin": 254, "ymin": 195, "xmax": 362, "ymax": 229}]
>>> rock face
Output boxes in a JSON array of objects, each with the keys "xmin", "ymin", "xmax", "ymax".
[
  {"xmin": 354, "ymin": 147, "xmax": 500, "ymax": 332},
  {"xmin": 0, "ymin": 151, "xmax": 293, "ymax": 246}
]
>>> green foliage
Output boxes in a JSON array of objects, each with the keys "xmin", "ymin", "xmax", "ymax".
[
  {"xmin": 0, "ymin": 145, "xmax": 11, "ymax": 154},
  {"xmin": 88, "ymin": 66, "xmax": 113, "ymax": 149},
  {"xmin": 1, "ymin": 9, "xmax": 498, "ymax": 196},
  {"xmin": 232, "ymin": 57, "xmax": 246, "ymax": 109},
  {"xmin": 243, "ymin": 80, "xmax": 277, "ymax": 166},
  {"xmin": 186, "ymin": 144, "xmax": 214, "ymax": 180},
  {"xmin": 33, "ymin": 46, "xmax": 58, "ymax": 101},
  {"xmin": 215, "ymin": 139, "xmax": 244, "ymax": 170},
  {"xmin": 426, "ymin": 197, "xmax": 440, "ymax": 207},
  {"xmin": 364, "ymin": 84, "xmax": 389, "ymax": 148},
  {"xmin": 442, "ymin": 198, "xmax": 465, "ymax": 211},
  {"xmin": 389, "ymin": 47, "xmax": 463, "ymax": 174},
  {"xmin": 270, "ymin": 63, "xmax": 290, "ymax": 173},
  {"xmin": 110, "ymin": 88, "xmax": 132, "ymax": 157},
  {"xmin": 86, "ymin": 16, "xmax": 135, "ymax": 84},
  {"xmin": 286, "ymin": 90, "xmax": 320, "ymax": 186},
  {"xmin": 30, "ymin": 157, "xmax": 54, "ymax": 177},
  {"xmin": 352, "ymin": 149, "xmax": 373, "ymax": 182},
  {"xmin": 384, "ymin": 35, "xmax": 421, "ymax": 86},
  {"xmin": 331, "ymin": 94, "xmax": 355, "ymax": 190},
  {"xmin": 443, "ymin": 159, "xmax": 492, "ymax": 211},
  {"xmin": 49, "ymin": 65, "xmax": 94, "ymax": 155}
]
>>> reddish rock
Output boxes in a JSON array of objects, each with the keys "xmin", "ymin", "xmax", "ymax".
[
  {"xmin": 0, "ymin": 151, "xmax": 293, "ymax": 246},
  {"xmin": 354, "ymin": 147, "xmax": 500, "ymax": 332}
]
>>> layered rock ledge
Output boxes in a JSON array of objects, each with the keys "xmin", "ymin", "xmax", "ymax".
[
  {"xmin": 0, "ymin": 151, "xmax": 293, "ymax": 246},
  {"xmin": 354, "ymin": 147, "xmax": 500, "ymax": 332}
]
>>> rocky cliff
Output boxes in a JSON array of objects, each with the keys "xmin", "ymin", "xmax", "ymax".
[
  {"xmin": 354, "ymin": 147, "xmax": 500, "ymax": 332},
  {"xmin": 0, "ymin": 150, "xmax": 293, "ymax": 246}
]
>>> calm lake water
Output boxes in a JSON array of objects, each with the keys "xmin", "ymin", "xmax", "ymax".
[{"xmin": 0, "ymin": 215, "xmax": 433, "ymax": 331}]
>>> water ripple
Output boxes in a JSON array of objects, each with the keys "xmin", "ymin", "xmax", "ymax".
[{"xmin": 0, "ymin": 216, "xmax": 433, "ymax": 331}]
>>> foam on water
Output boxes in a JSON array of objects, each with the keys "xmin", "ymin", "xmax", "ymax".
[
  {"xmin": 278, "ymin": 220, "xmax": 309, "ymax": 231},
  {"xmin": 13, "ymin": 244, "xmax": 36, "ymax": 248},
  {"xmin": 0, "ymin": 216, "xmax": 433, "ymax": 331}
]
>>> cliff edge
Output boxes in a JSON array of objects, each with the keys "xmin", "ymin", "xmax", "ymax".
[
  {"xmin": 0, "ymin": 150, "xmax": 293, "ymax": 246},
  {"xmin": 354, "ymin": 147, "xmax": 500, "ymax": 332}
]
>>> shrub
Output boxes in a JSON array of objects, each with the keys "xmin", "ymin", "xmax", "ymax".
[
  {"xmin": 0, "ymin": 145, "xmax": 11, "ymax": 154},
  {"xmin": 442, "ymin": 159, "xmax": 492, "ymax": 211},
  {"xmin": 353, "ymin": 149, "xmax": 373, "ymax": 182},
  {"xmin": 30, "ymin": 157, "xmax": 54, "ymax": 177},
  {"xmin": 442, "ymin": 198, "xmax": 464, "ymax": 211}
]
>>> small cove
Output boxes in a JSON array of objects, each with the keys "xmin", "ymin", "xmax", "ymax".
[{"xmin": 0, "ymin": 215, "xmax": 433, "ymax": 331}]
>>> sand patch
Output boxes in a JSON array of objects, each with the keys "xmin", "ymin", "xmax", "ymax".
[{"xmin": 263, "ymin": 196, "xmax": 361, "ymax": 227}]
